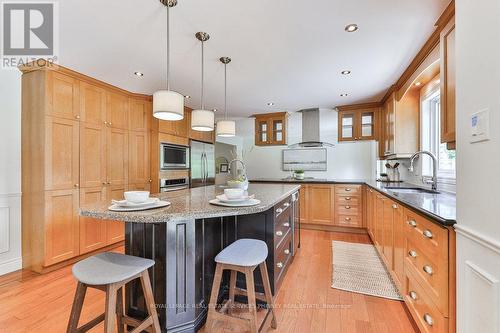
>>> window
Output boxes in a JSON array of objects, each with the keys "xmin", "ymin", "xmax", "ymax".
[{"xmin": 420, "ymin": 89, "xmax": 456, "ymax": 181}]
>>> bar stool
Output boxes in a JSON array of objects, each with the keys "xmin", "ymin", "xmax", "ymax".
[
  {"xmin": 205, "ymin": 239, "xmax": 277, "ymax": 333},
  {"xmin": 67, "ymin": 252, "xmax": 161, "ymax": 333}
]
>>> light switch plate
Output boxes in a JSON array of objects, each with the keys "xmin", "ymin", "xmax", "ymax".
[{"xmin": 470, "ymin": 108, "xmax": 490, "ymax": 143}]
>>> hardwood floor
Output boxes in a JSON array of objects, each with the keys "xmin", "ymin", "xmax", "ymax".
[{"xmin": 0, "ymin": 230, "xmax": 418, "ymax": 333}]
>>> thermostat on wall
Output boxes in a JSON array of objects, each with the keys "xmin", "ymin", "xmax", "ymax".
[{"xmin": 470, "ymin": 108, "xmax": 490, "ymax": 143}]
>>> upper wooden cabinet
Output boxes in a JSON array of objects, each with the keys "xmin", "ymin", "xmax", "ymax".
[
  {"xmin": 254, "ymin": 112, "xmax": 288, "ymax": 146},
  {"xmin": 440, "ymin": 17, "xmax": 456, "ymax": 148},
  {"xmin": 80, "ymin": 122, "xmax": 106, "ymax": 188},
  {"xmin": 337, "ymin": 105, "xmax": 380, "ymax": 142},
  {"xmin": 46, "ymin": 71, "xmax": 80, "ymax": 120},
  {"xmin": 80, "ymin": 82, "xmax": 106, "ymax": 125},
  {"xmin": 129, "ymin": 97, "xmax": 151, "ymax": 132},
  {"xmin": 106, "ymin": 91, "xmax": 129, "ymax": 130},
  {"xmin": 158, "ymin": 106, "xmax": 190, "ymax": 138}
]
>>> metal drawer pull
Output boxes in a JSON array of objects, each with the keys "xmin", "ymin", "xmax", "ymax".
[
  {"xmin": 283, "ymin": 202, "xmax": 290, "ymax": 208},
  {"xmin": 345, "ymin": 205, "xmax": 351, "ymax": 209},
  {"xmin": 409, "ymin": 291, "xmax": 418, "ymax": 300},
  {"xmin": 283, "ymin": 222, "xmax": 290, "ymax": 227},
  {"xmin": 345, "ymin": 197, "xmax": 351, "ymax": 200},
  {"xmin": 75, "ymin": 115, "xmax": 80, "ymax": 119},
  {"xmin": 276, "ymin": 262, "xmax": 283, "ymax": 268},
  {"xmin": 423, "ymin": 314, "xmax": 434, "ymax": 326},
  {"xmin": 345, "ymin": 217, "xmax": 352, "ymax": 221},
  {"xmin": 276, "ymin": 231, "xmax": 283, "ymax": 237},
  {"xmin": 407, "ymin": 219, "xmax": 417, "ymax": 227},
  {"xmin": 423, "ymin": 230, "xmax": 433, "ymax": 239},
  {"xmin": 408, "ymin": 250, "xmax": 417, "ymax": 258},
  {"xmin": 276, "ymin": 208, "xmax": 283, "ymax": 214},
  {"xmin": 284, "ymin": 249, "xmax": 290, "ymax": 255},
  {"xmin": 345, "ymin": 188, "xmax": 351, "ymax": 192},
  {"xmin": 392, "ymin": 204, "xmax": 398, "ymax": 209},
  {"xmin": 423, "ymin": 265, "xmax": 433, "ymax": 275}
]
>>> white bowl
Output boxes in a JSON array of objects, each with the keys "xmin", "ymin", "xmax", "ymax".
[
  {"xmin": 224, "ymin": 188, "xmax": 244, "ymax": 200},
  {"xmin": 124, "ymin": 191, "xmax": 150, "ymax": 203}
]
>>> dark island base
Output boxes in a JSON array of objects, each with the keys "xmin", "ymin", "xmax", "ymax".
[{"xmin": 124, "ymin": 206, "xmax": 295, "ymax": 332}]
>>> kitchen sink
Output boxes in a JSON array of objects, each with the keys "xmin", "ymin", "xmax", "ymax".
[{"xmin": 385, "ymin": 187, "xmax": 440, "ymax": 194}]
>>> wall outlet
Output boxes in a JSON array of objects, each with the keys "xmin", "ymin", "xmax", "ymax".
[{"xmin": 470, "ymin": 108, "xmax": 490, "ymax": 143}]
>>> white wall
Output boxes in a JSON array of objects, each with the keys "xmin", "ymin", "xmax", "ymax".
[
  {"xmin": 0, "ymin": 70, "xmax": 22, "ymax": 275},
  {"xmin": 455, "ymin": 0, "xmax": 500, "ymax": 332},
  {"xmin": 228, "ymin": 109, "xmax": 378, "ymax": 180}
]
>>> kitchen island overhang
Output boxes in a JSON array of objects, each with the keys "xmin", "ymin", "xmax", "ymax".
[{"xmin": 80, "ymin": 184, "xmax": 301, "ymax": 333}]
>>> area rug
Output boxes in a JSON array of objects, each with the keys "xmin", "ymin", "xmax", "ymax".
[{"xmin": 331, "ymin": 241, "xmax": 403, "ymax": 301}]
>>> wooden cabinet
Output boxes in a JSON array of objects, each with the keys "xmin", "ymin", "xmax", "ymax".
[
  {"xmin": 80, "ymin": 81, "xmax": 106, "ymax": 125},
  {"xmin": 440, "ymin": 17, "xmax": 456, "ymax": 148},
  {"xmin": 80, "ymin": 122, "xmax": 106, "ymax": 188},
  {"xmin": 337, "ymin": 106, "xmax": 379, "ymax": 142},
  {"xmin": 334, "ymin": 184, "xmax": 363, "ymax": 228},
  {"xmin": 158, "ymin": 106, "xmax": 190, "ymax": 138},
  {"xmin": 392, "ymin": 202, "xmax": 405, "ymax": 291},
  {"xmin": 106, "ymin": 127, "xmax": 128, "ymax": 187},
  {"xmin": 366, "ymin": 188, "xmax": 376, "ymax": 239},
  {"xmin": 129, "ymin": 97, "xmax": 151, "ymax": 132},
  {"xmin": 299, "ymin": 185, "xmax": 308, "ymax": 224},
  {"xmin": 129, "ymin": 130, "xmax": 150, "ymax": 185},
  {"xmin": 382, "ymin": 198, "xmax": 394, "ymax": 269},
  {"xmin": 106, "ymin": 91, "xmax": 129, "ymax": 130},
  {"xmin": 44, "ymin": 189, "xmax": 80, "ymax": 266},
  {"xmin": 105, "ymin": 185, "xmax": 126, "ymax": 244},
  {"xmin": 254, "ymin": 112, "xmax": 288, "ymax": 146},
  {"xmin": 79, "ymin": 187, "xmax": 107, "ymax": 254},
  {"xmin": 45, "ymin": 117, "xmax": 80, "ymax": 191},
  {"xmin": 307, "ymin": 184, "xmax": 335, "ymax": 225},
  {"xmin": 46, "ymin": 71, "xmax": 80, "ymax": 120},
  {"xmin": 381, "ymin": 95, "xmax": 395, "ymax": 157}
]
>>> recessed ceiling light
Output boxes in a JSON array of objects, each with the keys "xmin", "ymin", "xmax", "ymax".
[
  {"xmin": 415, "ymin": 81, "xmax": 422, "ymax": 86},
  {"xmin": 212, "ymin": 108, "xmax": 217, "ymax": 112},
  {"xmin": 344, "ymin": 24, "xmax": 358, "ymax": 32},
  {"xmin": 134, "ymin": 71, "xmax": 144, "ymax": 77},
  {"xmin": 340, "ymin": 93, "xmax": 348, "ymax": 97},
  {"xmin": 267, "ymin": 102, "xmax": 274, "ymax": 106},
  {"xmin": 341, "ymin": 70, "xmax": 351, "ymax": 75},
  {"xmin": 184, "ymin": 95, "xmax": 191, "ymax": 99}
]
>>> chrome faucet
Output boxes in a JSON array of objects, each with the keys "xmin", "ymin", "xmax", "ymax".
[
  {"xmin": 409, "ymin": 151, "xmax": 438, "ymax": 191},
  {"xmin": 229, "ymin": 159, "xmax": 247, "ymax": 180}
]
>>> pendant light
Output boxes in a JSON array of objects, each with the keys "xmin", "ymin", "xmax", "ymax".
[
  {"xmin": 153, "ymin": 0, "xmax": 184, "ymax": 121},
  {"xmin": 216, "ymin": 57, "xmax": 236, "ymax": 137},
  {"xmin": 191, "ymin": 32, "xmax": 215, "ymax": 131}
]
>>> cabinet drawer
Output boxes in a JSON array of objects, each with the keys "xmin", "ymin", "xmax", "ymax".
[
  {"xmin": 336, "ymin": 195, "xmax": 361, "ymax": 205},
  {"xmin": 404, "ymin": 270, "xmax": 448, "ymax": 333},
  {"xmin": 274, "ymin": 232, "xmax": 293, "ymax": 286},
  {"xmin": 335, "ymin": 184, "xmax": 362, "ymax": 195},
  {"xmin": 275, "ymin": 196, "xmax": 292, "ymax": 220},
  {"xmin": 275, "ymin": 212, "xmax": 292, "ymax": 248},
  {"xmin": 405, "ymin": 237, "xmax": 449, "ymax": 315},
  {"xmin": 337, "ymin": 215, "xmax": 362, "ymax": 228},
  {"xmin": 404, "ymin": 209, "xmax": 448, "ymax": 255},
  {"xmin": 337, "ymin": 204, "xmax": 360, "ymax": 216}
]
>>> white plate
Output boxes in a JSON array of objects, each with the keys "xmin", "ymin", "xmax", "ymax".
[
  {"xmin": 108, "ymin": 200, "xmax": 171, "ymax": 212},
  {"xmin": 209, "ymin": 198, "xmax": 261, "ymax": 207},
  {"xmin": 216, "ymin": 194, "xmax": 254, "ymax": 203},
  {"xmin": 111, "ymin": 198, "xmax": 160, "ymax": 208}
]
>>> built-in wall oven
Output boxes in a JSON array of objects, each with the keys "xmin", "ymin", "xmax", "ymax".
[{"xmin": 160, "ymin": 143, "xmax": 190, "ymax": 170}]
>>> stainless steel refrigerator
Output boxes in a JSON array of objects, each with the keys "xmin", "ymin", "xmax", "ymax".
[{"xmin": 190, "ymin": 140, "xmax": 215, "ymax": 188}]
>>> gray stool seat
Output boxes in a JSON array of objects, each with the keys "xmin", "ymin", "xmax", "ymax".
[
  {"xmin": 72, "ymin": 252, "xmax": 155, "ymax": 285},
  {"xmin": 215, "ymin": 239, "xmax": 268, "ymax": 267}
]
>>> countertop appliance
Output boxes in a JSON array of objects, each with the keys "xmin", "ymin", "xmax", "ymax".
[
  {"xmin": 190, "ymin": 140, "xmax": 215, "ymax": 188},
  {"xmin": 160, "ymin": 143, "xmax": 190, "ymax": 170},
  {"xmin": 292, "ymin": 191, "xmax": 300, "ymax": 255}
]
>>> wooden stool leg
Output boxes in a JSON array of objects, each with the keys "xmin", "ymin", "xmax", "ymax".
[
  {"xmin": 244, "ymin": 266, "xmax": 258, "ymax": 333},
  {"xmin": 260, "ymin": 262, "xmax": 277, "ymax": 329},
  {"xmin": 206, "ymin": 263, "xmax": 224, "ymax": 332},
  {"xmin": 116, "ymin": 287, "xmax": 125, "ymax": 333},
  {"xmin": 104, "ymin": 283, "xmax": 118, "ymax": 333},
  {"xmin": 66, "ymin": 282, "xmax": 87, "ymax": 333},
  {"xmin": 140, "ymin": 270, "xmax": 162, "ymax": 333},
  {"xmin": 228, "ymin": 270, "xmax": 237, "ymax": 315}
]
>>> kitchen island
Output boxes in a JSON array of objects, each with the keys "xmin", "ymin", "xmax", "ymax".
[{"xmin": 80, "ymin": 183, "xmax": 300, "ymax": 333}]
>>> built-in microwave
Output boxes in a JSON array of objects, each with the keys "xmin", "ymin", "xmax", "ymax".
[{"xmin": 160, "ymin": 143, "xmax": 190, "ymax": 170}]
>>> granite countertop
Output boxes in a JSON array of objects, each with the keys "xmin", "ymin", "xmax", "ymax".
[
  {"xmin": 79, "ymin": 183, "xmax": 300, "ymax": 224},
  {"xmin": 251, "ymin": 178, "xmax": 456, "ymax": 226}
]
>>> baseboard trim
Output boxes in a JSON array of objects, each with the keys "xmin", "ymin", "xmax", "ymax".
[
  {"xmin": 0, "ymin": 257, "xmax": 22, "ymax": 276},
  {"xmin": 300, "ymin": 224, "xmax": 367, "ymax": 234},
  {"xmin": 455, "ymin": 224, "xmax": 500, "ymax": 255}
]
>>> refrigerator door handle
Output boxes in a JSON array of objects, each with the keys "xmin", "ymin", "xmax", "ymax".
[
  {"xmin": 204, "ymin": 153, "xmax": 208, "ymax": 181},
  {"xmin": 202, "ymin": 152, "xmax": 206, "ymax": 183}
]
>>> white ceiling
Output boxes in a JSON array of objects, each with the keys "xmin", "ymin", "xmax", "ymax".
[{"xmin": 58, "ymin": 0, "xmax": 450, "ymax": 118}]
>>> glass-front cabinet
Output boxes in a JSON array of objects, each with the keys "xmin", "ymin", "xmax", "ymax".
[
  {"xmin": 338, "ymin": 107, "xmax": 379, "ymax": 142},
  {"xmin": 255, "ymin": 112, "xmax": 288, "ymax": 146}
]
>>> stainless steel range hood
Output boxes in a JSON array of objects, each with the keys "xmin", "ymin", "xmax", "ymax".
[{"xmin": 288, "ymin": 108, "xmax": 335, "ymax": 148}]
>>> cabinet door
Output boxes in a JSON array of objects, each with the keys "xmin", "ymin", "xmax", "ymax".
[
  {"xmin": 106, "ymin": 91, "xmax": 129, "ymax": 129},
  {"xmin": 358, "ymin": 111, "xmax": 376, "ymax": 140},
  {"xmin": 79, "ymin": 187, "xmax": 107, "ymax": 254},
  {"xmin": 45, "ymin": 117, "xmax": 80, "ymax": 190},
  {"xmin": 80, "ymin": 122, "xmax": 106, "ymax": 188},
  {"xmin": 255, "ymin": 118, "xmax": 269, "ymax": 145},
  {"xmin": 80, "ymin": 82, "xmax": 106, "ymax": 126},
  {"xmin": 308, "ymin": 185, "xmax": 335, "ymax": 225},
  {"xmin": 392, "ymin": 202, "xmax": 405, "ymax": 291},
  {"xmin": 440, "ymin": 18, "xmax": 456, "ymax": 144},
  {"xmin": 107, "ymin": 127, "xmax": 128, "ymax": 186},
  {"xmin": 44, "ymin": 189, "xmax": 79, "ymax": 266},
  {"xmin": 366, "ymin": 189, "xmax": 375, "ymax": 239},
  {"xmin": 129, "ymin": 97, "xmax": 150, "ymax": 132},
  {"xmin": 382, "ymin": 199, "xmax": 394, "ymax": 269},
  {"xmin": 383, "ymin": 95, "xmax": 395, "ymax": 156},
  {"xmin": 106, "ymin": 185, "xmax": 126, "ymax": 244},
  {"xmin": 338, "ymin": 111, "xmax": 356, "ymax": 141},
  {"xmin": 129, "ymin": 131, "xmax": 150, "ymax": 184},
  {"xmin": 270, "ymin": 117, "xmax": 286, "ymax": 145},
  {"xmin": 159, "ymin": 119, "xmax": 177, "ymax": 135},
  {"xmin": 299, "ymin": 185, "xmax": 308, "ymax": 224},
  {"xmin": 374, "ymin": 195, "xmax": 384, "ymax": 252},
  {"xmin": 47, "ymin": 71, "xmax": 80, "ymax": 120}
]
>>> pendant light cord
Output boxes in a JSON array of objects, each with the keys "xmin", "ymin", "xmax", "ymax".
[
  {"xmin": 201, "ymin": 40, "xmax": 205, "ymax": 109},
  {"xmin": 224, "ymin": 63, "xmax": 228, "ymax": 119},
  {"xmin": 166, "ymin": 3, "xmax": 170, "ymax": 90}
]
